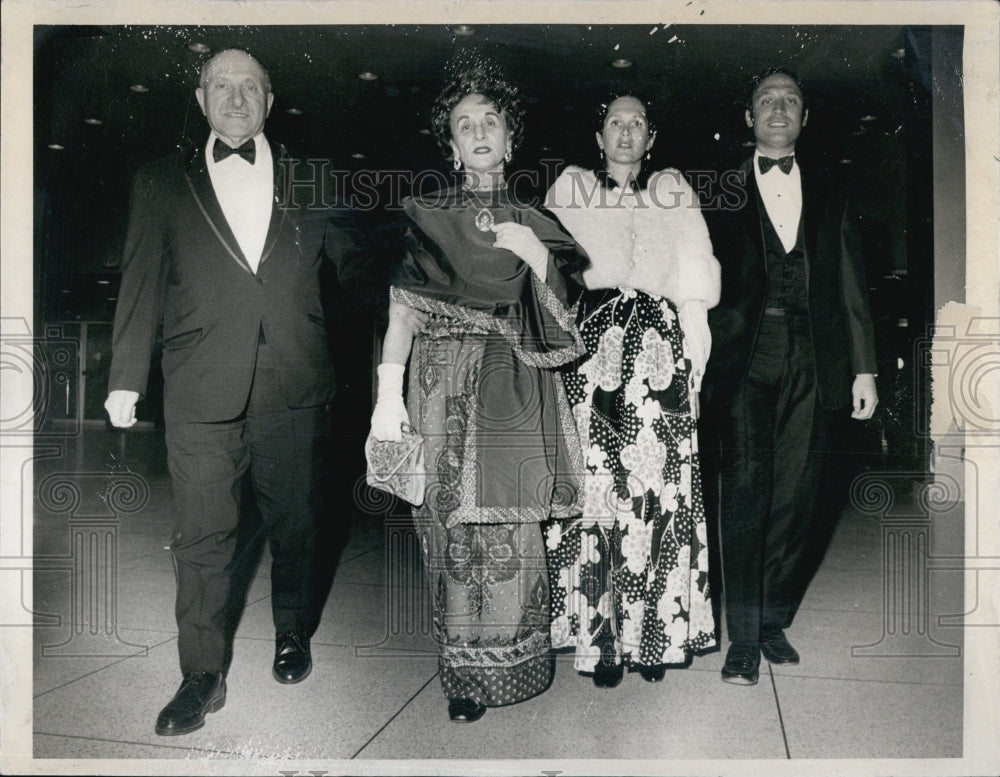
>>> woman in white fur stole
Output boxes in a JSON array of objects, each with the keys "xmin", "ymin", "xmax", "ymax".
[{"xmin": 543, "ymin": 95, "xmax": 720, "ymax": 687}]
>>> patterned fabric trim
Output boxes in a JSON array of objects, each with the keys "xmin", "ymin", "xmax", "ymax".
[
  {"xmin": 440, "ymin": 629, "xmax": 552, "ymax": 668},
  {"xmin": 530, "ymin": 271, "xmax": 586, "ymax": 357},
  {"xmin": 441, "ymin": 369, "xmax": 584, "ymax": 526},
  {"xmin": 390, "ymin": 285, "xmax": 584, "ymax": 368},
  {"xmin": 550, "ymin": 376, "xmax": 586, "ymax": 518},
  {"xmin": 448, "ymin": 399, "xmax": 548, "ymax": 526}
]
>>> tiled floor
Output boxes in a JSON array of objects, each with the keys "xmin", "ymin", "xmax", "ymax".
[{"xmin": 17, "ymin": 428, "xmax": 974, "ymax": 772}]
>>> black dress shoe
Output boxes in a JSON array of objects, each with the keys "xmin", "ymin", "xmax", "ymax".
[
  {"xmin": 638, "ymin": 664, "xmax": 667, "ymax": 683},
  {"xmin": 721, "ymin": 643, "xmax": 760, "ymax": 685},
  {"xmin": 592, "ymin": 662, "xmax": 624, "ymax": 688},
  {"xmin": 448, "ymin": 698, "xmax": 487, "ymax": 723},
  {"xmin": 272, "ymin": 630, "xmax": 312, "ymax": 684},
  {"xmin": 155, "ymin": 671, "xmax": 225, "ymax": 736},
  {"xmin": 760, "ymin": 630, "xmax": 800, "ymax": 665}
]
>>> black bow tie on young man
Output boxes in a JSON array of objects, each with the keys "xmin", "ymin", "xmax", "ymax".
[
  {"xmin": 213, "ymin": 138, "xmax": 256, "ymax": 164},
  {"xmin": 758, "ymin": 155, "xmax": 794, "ymax": 175}
]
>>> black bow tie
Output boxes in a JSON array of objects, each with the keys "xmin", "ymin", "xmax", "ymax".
[
  {"xmin": 213, "ymin": 138, "xmax": 256, "ymax": 164},
  {"xmin": 758, "ymin": 155, "xmax": 794, "ymax": 175}
]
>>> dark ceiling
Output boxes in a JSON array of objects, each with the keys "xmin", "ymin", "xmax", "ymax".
[{"xmin": 34, "ymin": 23, "xmax": 947, "ymax": 319}]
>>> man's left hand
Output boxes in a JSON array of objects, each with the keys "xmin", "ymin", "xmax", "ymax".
[{"xmin": 851, "ymin": 373, "xmax": 878, "ymax": 420}]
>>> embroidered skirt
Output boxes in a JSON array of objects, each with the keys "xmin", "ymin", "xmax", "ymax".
[{"xmin": 407, "ymin": 327, "xmax": 578, "ymax": 705}]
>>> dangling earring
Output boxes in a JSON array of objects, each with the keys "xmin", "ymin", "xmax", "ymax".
[
  {"xmin": 453, "ymin": 155, "xmax": 462, "ymax": 171},
  {"xmin": 645, "ymin": 150, "xmax": 652, "ymax": 161},
  {"xmin": 504, "ymin": 143, "xmax": 512, "ymax": 164},
  {"xmin": 599, "ymin": 148, "xmax": 605, "ymax": 160}
]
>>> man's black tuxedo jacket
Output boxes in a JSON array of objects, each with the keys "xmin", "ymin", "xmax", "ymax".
[
  {"xmin": 110, "ymin": 140, "xmax": 347, "ymax": 422},
  {"xmin": 702, "ymin": 156, "xmax": 877, "ymax": 411}
]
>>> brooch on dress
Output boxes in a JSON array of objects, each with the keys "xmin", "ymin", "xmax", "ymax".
[{"xmin": 475, "ymin": 208, "xmax": 495, "ymax": 232}]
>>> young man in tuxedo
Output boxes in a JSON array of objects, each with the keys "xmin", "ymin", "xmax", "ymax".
[
  {"xmin": 106, "ymin": 49, "xmax": 352, "ymax": 734},
  {"xmin": 702, "ymin": 68, "xmax": 878, "ymax": 685}
]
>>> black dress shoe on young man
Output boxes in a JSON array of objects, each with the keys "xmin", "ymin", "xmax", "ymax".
[
  {"xmin": 760, "ymin": 629, "xmax": 800, "ymax": 665},
  {"xmin": 721, "ymin": 643, "xmax": 760, "ymax": 685},
  {"xmin": 272, "ymin": 630, "xmax": 312, "ymax": 684},
  {"xmin": 638, "ymin": 664, "xmax": 667, "ymax": 683},
  {"xmin": 592, "ymin": 662, "xmax": 624, "ymax": 688},
  {"xmin": 448, "ymin": 698, "xmax": 487, "ymax": 723},
  {"xmin": 155, "ymin": 670, "xmax": 226, "ymax": 736}
]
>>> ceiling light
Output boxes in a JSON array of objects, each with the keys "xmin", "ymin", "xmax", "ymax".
[
  {"xmin": 611, "ymin": 58, "xmax": 632, "ymax": 69},
  {"xmin": 351, "ymin": 152, "xmax": 366, "ymax": 159},
  {"xmin": 97, "ymin": 280, "xmax": 110, "ymax": 285},
  {"xmin": 358, "ymin": 71, "xmax": 378, "ymax": 81},
  {"xmin": 418, "ymin": 128, "xmax": 432, "ymax": 136},
  {"xmin": 860, "ymin": 114, "xmax": 877, "ymax": 122},
  {"xmin": 285, "ymin": 107, "xmax": 303, "ymax": 115},
  {"xmin": 742, "ymin": 140, "xmax": 756, "ymax": 147},
  {"xmin": 84, "ymin": 117, "xmax": 102, "ymax": 125},
  {"xmin": 130, "ymin": 84, "xmax": 149, "ymax": 93},
  {"xmin": 48, "ymin": 143, "xmax": 65, "ymax": 151},
  {"xmin": 188, "ymin": 42, "xmax": 211, "ymax": 54},
  {"xmin": 890, "ymin": 48, "xmax": 906, "ymax": 60},
  {"xmin": 839, "ymin": 158, "xmax": 853, "ymax": 165},
  {"xmin": 453, "ymin": 25, "xmax": 476, "ymax": 36}
]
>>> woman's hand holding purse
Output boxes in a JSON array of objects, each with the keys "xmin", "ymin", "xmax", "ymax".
[{"xmin": 370, "ymin": 363, "xmax": 410, "ymax": 441}]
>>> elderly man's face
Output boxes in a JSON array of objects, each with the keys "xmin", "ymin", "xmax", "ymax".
[{"xmin": 196, "ymin": 50, "xmax": 273, "ymax": 147}]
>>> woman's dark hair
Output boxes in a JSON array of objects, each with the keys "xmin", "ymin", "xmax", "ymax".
[
  {"xmin": 430, "ymin": 52, "xmax": 525, "ymax": 163},
  {"xmin": 595, "ymin": 94, "xmax": 658, "ymax": 138},
  {"xmin": 594, "ymin": 94, "xmax": 658, "ymax": 179}
]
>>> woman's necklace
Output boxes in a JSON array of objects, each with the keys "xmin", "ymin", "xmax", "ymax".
[
  {"xmin": 474, "ymin": 208, "xmax": 495, "ymax": 232},
  {"xmin": 464, "ymin": 177, "xmax": 504, "ymax": 232}
]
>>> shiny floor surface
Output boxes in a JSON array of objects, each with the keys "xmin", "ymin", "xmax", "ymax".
[{"xmin": 20, "ymin": 428, "xmax": 967, "ymax": 772}]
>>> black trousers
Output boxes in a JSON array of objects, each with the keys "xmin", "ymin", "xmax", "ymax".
[
  {"xmin": 164, "ymin": 342, "xmax": 332, "ymax": 675},
  {"xmin": 718, "ymin": 313, "xmax": 831, "ymax": 645}
]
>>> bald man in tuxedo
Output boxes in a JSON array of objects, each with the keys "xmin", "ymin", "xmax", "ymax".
[{"xmin": 106, "ymin": 49, "xmax": 359, "ymax": 734}]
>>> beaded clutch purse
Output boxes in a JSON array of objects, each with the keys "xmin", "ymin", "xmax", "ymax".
[{"xmin": 364, "ymin": 424, "xmax": 426, "ymax": 506}]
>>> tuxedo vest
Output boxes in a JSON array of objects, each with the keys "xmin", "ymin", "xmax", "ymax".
[{"xmin": 759, "ymin": 193, "xmax": 809, "ymax": 314}]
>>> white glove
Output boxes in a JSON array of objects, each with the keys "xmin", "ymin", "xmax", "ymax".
[
  {"xmin": 678, "ymin": 300, "xmax": 711, "ymax": 393},
  {"xmin": 370, "ymin": 363, "xmax": 410, "ymax": 442},
  {"xmin": 491, "ymin": 222, "xmax": 548, "ymax": 280},
  {"xmin": 105, "ymin": 390, "xmax": 140, "ymax": 428}
]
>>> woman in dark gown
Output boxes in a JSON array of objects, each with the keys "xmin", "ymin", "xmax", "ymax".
[{"xmin": 368, "ymin": 59, "xmax": 587, "ymax": 722}]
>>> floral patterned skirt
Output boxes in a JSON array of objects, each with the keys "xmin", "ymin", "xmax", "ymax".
[
  {"xmin": 545, "ymin": 287, "xmax": 716, "ymax": 671},
  {"xmin": 408, "ymin": 331, "xmax": 556, "ymax": 706}
]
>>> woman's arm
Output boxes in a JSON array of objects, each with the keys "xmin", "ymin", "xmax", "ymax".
[
  {"xmin": 370, "ymin": 298, "xmax": 424, "ymax": 441},
  {"xmin": 651, "ymin": 171, "xmax": 720, "ymax": 394}
]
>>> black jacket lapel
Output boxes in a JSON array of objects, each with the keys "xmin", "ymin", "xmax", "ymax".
[
  {"xmin": 740, "ymin": 158, "xmax": 766, "ymax": 272},
  {"xmin": 258, "ymin": 141, "xmax": 289, "ymax": 269},
  {"xmin": 799, "ymin": 160, "xmax": 824, "ymax": 264},
  {"xmin": 799, "ymin": 160, "xmax": 828, "ymax": 296}
]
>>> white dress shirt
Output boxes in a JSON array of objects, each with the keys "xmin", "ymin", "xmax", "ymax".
[
  {"xmin": 206, "ymin": 132, "xmax": 273, "ymax": 273},
  {"xmin": 753, "ymin": 149, "xmax": 802, "ymax": 254}
]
